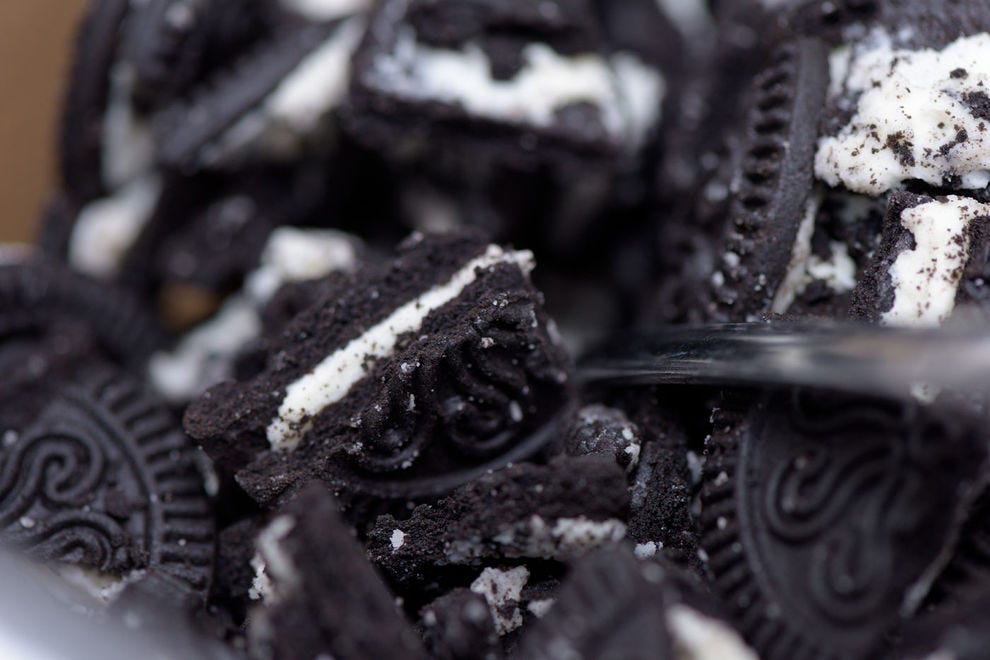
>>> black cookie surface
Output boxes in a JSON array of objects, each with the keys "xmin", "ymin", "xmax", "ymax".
[
  {"xmin": 515, "ymin": 543, "xmax": 753, "ymax": 660},
  {"xmin": 895, "ymin": 587, "xmax": 990, "ymax": 660},
  {"xmin": 366, "ymin": 455, "xmax": 629, "ymax": 586},
  {"xmin": 48, "ymin": 0, "xmax": 394, "ymax": 317},
  {"xmin": 701, "ymin": 388, "xmax": 987, "ymax": 659},
  {"xmin": 0, "ymin": 253, "xmax": 165, "ymax": 369},
  {"xmin": 247, "ymin": 482, "xmax": 427, "ymax": 660},
  {"xmin": 514, "ymin": 545, "xmax": 673, "ymax": 660},
  {"xmin": 419, "ymin": 588, "xmax": 501, "ymax": 660},
  {"xmin": 705, "ymin": 37, "xmax": 829, "ymax": 322},
  {"xmin": 0, "ymin": 366, "xmax": 214, "ymax": 597}
]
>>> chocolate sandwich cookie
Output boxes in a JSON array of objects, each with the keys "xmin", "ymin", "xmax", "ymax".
[
  {"xmin": 693, "ymin": 1, "xmax": 990, "ymax": 324},
  {"xmin": 703, "ymin": 36, "xmax": 830, "ymax": 321},
  {"xmin": 366, "ymin": 455, "xmax": 628, "ymax": 587},
  {"xmin": 150, "ymin": 8, "xmax": 369, "ymax": 172},
  {"xmin": 0, "ymin": 365, "xmax": 214, "ymax": 599},
  {"xmin": 515, "ymin": 544, "xmax": 757, "ymax": 660},
  {"xmin": 347, "ymin": 0, "xmax": 666, "ymax": 169},
  {"xmin": 701, "ymin": 388, "xmax": 988, "ymax": 659},
  {"xmin": 246, "ymin": 482, "xmax": 427, "ymax": 660},
  {"xmin": 184, "ymin": 231, "xmax": 571, "ymax": 505},
  {"xmin": 210, "ymin": 517, "xmax": 265, "ymax": 628},
  {"xmin": 851, "ymin": 192, "xmax": 990, "ymax": 326},
  {"xmin": 646, "ymin": 0, "xmax": 805, "ymax": 325},
  {"xmin": 121, "ymin": 0, "xmax": 267, "ymax": 116},
  {"xmin": 347, "ymin": 0, "xmax": 672, "ymax": 266},
  {"xmin": 48, "ymin": 0, "xmax": 390, "ymax": 315}
]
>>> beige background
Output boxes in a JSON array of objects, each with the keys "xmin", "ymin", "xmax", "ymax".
[{"xmin": 0, "ymin": 2, "xmax": 87, "ymax": 243}]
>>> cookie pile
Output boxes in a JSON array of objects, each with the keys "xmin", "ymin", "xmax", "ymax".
[{"xmin": 3, "ymin": 0, "xmax": 990, "ymax": 658}]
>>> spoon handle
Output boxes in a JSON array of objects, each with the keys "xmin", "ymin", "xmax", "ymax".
[{"xmin": 579, "ymin": 323, "xmax": 990, "ymax": 400}]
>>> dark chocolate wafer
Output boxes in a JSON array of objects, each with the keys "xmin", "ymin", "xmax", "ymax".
[
  {"xmin": 0, "ymin": 366, "xmax": 214, "ymax": 597},
  {"xmin": 701, "ymin": 388, "xmax": 987, "ymax": 659},
  {"xmin": 707, "ymin": 37, "xmax": 829, "ymax": 321}
]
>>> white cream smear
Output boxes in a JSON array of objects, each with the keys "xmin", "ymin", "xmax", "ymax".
[
  {"xmin": 517, "ymin": 516, "xmax": 626, "ymax": 559},
  {"xmin": 883, "ymin": 196, "xmax": 990, "ymax": 326},
  {"xmin": 71, "ymin": 62, "xmax": 159, "ymax": 278},
  {"xmin": 470, "ymin": 566, "xmax": 529, "ymax": 636},
  {"xmin": 771, "ymin": 193, "xmax": 858, "ymax": 314},
  {"xmin": 150, "ymin": 228, "xmax": 359, "ymax": 403},
  {"xmin": 666, "ymin": 605, "xmax": 759, "ymax": 660},
  {"xmin": 365, "ymin": 22, "xmax": 664, "ymax": 150},
  {"xmin": 57, "ymin": 566, "xmax": 146, "ymax": 605},
  {"xmin": 266, "ymin": 244, "xmax": 534, "ymax": 451},
  {"xmin": 249, "ymin": 515, "xmax": 298, "ymax": 603},
  {"xmin": 205, "ymin": 17, "xmax": 365, "ymax": 164},
  {"xmin": 654, "ymin": 0, "xmax": 713, "ymax": 39},
  {"xmin": 69, "ymin": 174, "xmax": 162, "ymax": 279},
  {"xmin": 816, "ymin": 30, "xmax": 990, "ymax": 195},
  {"xmin": 101, "ymin": 63, "xmax": 155, "ymax": 190},
  {"xmin": 279, "ymin": 0, "xmax": 370, "ymax": 22}
]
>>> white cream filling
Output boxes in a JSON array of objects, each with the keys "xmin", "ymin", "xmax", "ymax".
[
  {"xmin": 203, "ymin": 18, "xmax": 364, "ymax": 165},
  {"xmin": 102, "ymin": 63, "xmax": 155, "ymax": 190},
  {"xmin": 68, "ymin": 59, "xmax": 157, "ymax": 279},
  {"xmin": 490, "ymin": 515, "xmax": 626, "ymax": 560},
  {"xmin": 259, "ymin": 18, "xmax": 365, "ymax": 149},
  {"xmin": 390, "ymin": 529, "xmax": 406, "ymax": 551},
  {"xmin": 611, "ymin": 52, "xmax": 667, "ymax": 150},
  {"xmin": 365, "ymin": 19, "xmax": 663, "ymax": 149},
  {"xmin": 634, "ymin": 541, "xmax": 660, "ymax": 559},
  {"xmin": 469, "ymin": 566, "xmax": 529, "ymax": 636},
  {"xmin": 149, "ymin": 228, "xmax": 359, "ymax": 403},
  {"xmin": 249, "ymin": 515, "xmax": 298, "ymax": 603},
  {"xmin": 655, "ymin": 0, "xmax": 713, "ymax": 38},
  {"xmin": 666, "ymin": 605, "xmax": 759, "ymax": 660},
  {"xmin": 69, "ymin": 174, "xmax": 162, "ymax": 278},
  {"xmin": 771, "ymin": 195, "xmax": 820, "ymax": 314},
  {"xmin": 150, "ymin": 301, "xmax": 262, "ymax": 403},
  {"xmin": 806, "ymin": 242, "xmax": 858, "ymax": 291},
  {"xmin": 771, "ymin": 194, "xmax": 859, "ymax": 314},
  {"xmin": 245, "ymin": 227, "xmax": 360, "ymax": 301},
  {"xmin": 57, "ymin": 566, "xmax": 146, "ymax": 605},
  {"xmin": 549, "ymin": 516, "xmax": 626, "ymax": 551},
  {"xmin": 526, "ymin": 598, "xmax": 555, "ymax": 618},
  {"xmin": 816, "ymin": 30, "xmax": 990, "ymax": 194},
  {"xmin": 266, "ymin": 244, "xmax": 534, "ymax": 451},
  {"xmin": 369, "ymin": 29, "xmax": 620, "ymax": 132},
  {"xmin": 883, "ymin": 196, "xmax": 990, "ymax": 327},
  {"xmin": 278, "ymin": 0, "xmax": 370, "ymax": 21}
]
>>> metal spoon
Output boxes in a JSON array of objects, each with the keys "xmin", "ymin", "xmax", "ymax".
[{"xmin": 579, "ymin": 322, "xmax": 990, "ymax": 401}]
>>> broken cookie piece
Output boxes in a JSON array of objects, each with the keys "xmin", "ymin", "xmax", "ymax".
[
  {"xmin": 247, "ymin": 482, "xmax": 427, "ymax": 660},
  {"xmin": 185, "ymin": 231, "xmax": 571, "ymax": 505}
]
